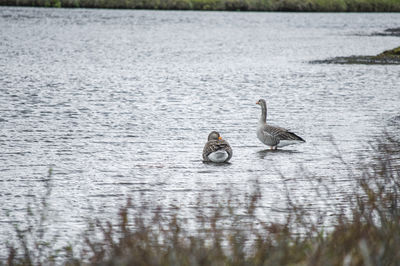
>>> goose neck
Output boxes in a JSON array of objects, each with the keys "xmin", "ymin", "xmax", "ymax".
[{"xmin": 259, "ymin": 104, "xmax": 267, "ymax": 124}]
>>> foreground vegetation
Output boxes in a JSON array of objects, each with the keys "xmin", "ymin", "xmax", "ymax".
[
  {"xmin": 1, "ymin": 0, "xmax": 400, "ymax": 11},
  {"xmin": 4, "ymin": 135, "xmax": 400, "ymax": 265}
]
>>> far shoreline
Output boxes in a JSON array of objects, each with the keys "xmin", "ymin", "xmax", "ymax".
[
  {"xmin": 2, "ymin": 0, "xmax": 400, "ymax": 12},
  {"xmin": 3, "ymin": 6, "xmax": 400, "ymax": 12}
]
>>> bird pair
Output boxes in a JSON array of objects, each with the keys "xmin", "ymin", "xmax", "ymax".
[{"xmin": 202, "ymin": 99, "xmax": 305, "ymax": 163}]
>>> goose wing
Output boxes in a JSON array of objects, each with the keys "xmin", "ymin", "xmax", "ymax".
[{"xmin": 261, "ymin": 124, "xmax": 305, "ymax": 142}]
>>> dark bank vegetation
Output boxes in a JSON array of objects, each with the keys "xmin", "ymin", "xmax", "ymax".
[
  {"xmin": 373, "ymin": 27, "xmax": 400, "ymax": 37},
  {"xmin": 4, "ymin": 134, "xmax": 400, "ymax": 265},
  {"xmin": 312, "ymin": 45, "xmax": 400, "ymax": 65},
  {"xmin": 2, "ymin": 0, "xmax": 400, "ymax": 11}
]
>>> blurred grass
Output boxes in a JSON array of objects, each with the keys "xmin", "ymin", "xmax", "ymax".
[
  {"xmin": 4, "ymin": 134, "xmax": 400, "ymax": 265},
  {"xmin": 1, "ymin": 0, "xmax": 400, "ymax": 11}
]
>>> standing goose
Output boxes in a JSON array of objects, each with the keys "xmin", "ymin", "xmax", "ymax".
[
  {"xmin": 256, "ymin": 99, "xmax": 305, "ymax": 150},
  {"xmin": 202, "ymin": 131, "xmax": 232, "ymax": 163}
]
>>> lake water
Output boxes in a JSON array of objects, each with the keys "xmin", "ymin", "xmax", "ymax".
[{"xmin": 1, "ymin": 7, "xmax": 400, "ymax": 253}]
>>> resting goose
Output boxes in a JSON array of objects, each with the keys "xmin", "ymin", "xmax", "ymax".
[
  {"xmin": 256, "ymin": 99, "xmax": 305, "ymax": 150},
  {"xmin": 202, "ymin": 131, "xmax": 232, "ymax": 163}
]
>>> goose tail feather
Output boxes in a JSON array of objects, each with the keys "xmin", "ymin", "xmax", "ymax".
[{"xmin": 287, "ymin": 131, "xmax": 305, "ymax": 142}]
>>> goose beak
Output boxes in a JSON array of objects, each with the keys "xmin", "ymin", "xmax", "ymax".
[
  {"xmin": 218, "ymin": 136, "xmax": 222, "ymax": 140},
  {"xmin": 256, "ymin": 101, "xmax": 259, "ymax": 105}
]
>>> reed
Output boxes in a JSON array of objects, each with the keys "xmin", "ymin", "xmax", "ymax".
[{"xmin": 4, "ymin": 134, "xmax": 400, "ymax": 265}]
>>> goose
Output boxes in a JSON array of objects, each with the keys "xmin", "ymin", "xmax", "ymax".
[
  {"xmin": 202, "ymin": 131, "xmax": 232, "ymax": 163},
  {"xmin": 256, "ymin": 99, "xmax": 305, "ymax": 150}
]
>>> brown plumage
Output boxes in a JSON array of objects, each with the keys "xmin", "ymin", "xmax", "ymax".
[{"xmin": 202, "ymin": 131, "xmax": 232, "ymax": 163}]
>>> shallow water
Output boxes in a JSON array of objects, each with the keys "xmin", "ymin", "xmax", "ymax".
[{"xmin": 1, "ymin": 7, "xmax": 400, "ymax": 252}]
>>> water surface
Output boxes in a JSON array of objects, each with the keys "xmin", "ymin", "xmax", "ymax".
[{"xmin": 1, "ymin": 7, "xmax": 400, "ymax": 251}]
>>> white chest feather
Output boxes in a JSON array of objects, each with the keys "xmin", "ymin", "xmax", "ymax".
[{"xmin": 208, "ymin": 150, "xmax": 229, "ymax": 163}]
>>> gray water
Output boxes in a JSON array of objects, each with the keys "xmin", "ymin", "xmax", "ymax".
[{"xmin": 1, "ymin": 7, "xmax": 400, "ymax": 252}]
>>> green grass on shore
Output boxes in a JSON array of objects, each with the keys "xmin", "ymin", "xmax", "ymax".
[
  {"xmin": 1, "ymin": 0, "xmax": 400, "ymax": 11},
  {"xmin": 4, "ymin": 134, "xmax": 400, "ymax": 265}
]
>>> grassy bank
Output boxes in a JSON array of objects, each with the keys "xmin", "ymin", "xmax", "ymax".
[
  {"xmin": 4, "ymin": 135, "xmax": 400, "ymax": 265},
  {"xmin": 1, "ymin": 0, "xmax": 400, "ymax": 11},
  {"xmin": 312, "ymin": 45, "xmax": 400, "ymax": 65}
]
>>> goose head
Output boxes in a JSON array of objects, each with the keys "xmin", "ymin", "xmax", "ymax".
[
  {"xmin": 207, "ymin": 131, "xmax": 222, "ymax": 141},
  {"xmin": 256, "ymin": 99, "xmax": 266, "ymax": 108}
]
